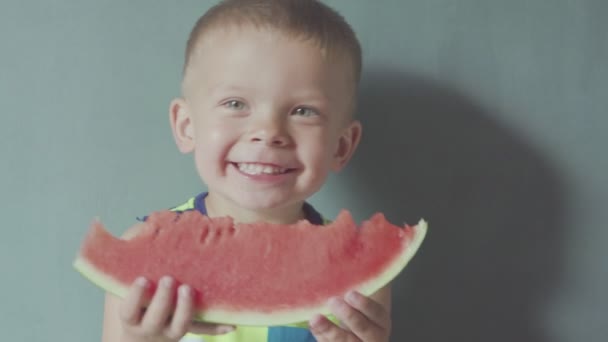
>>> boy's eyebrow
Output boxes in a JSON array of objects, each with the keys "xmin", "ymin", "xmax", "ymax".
[
  {"xmin": 290, "ymin": 90, "xmax": 332, "ymax": 104},
  {"xmin": 209, "ymin": 84, "xmax": 333, "ymax": 103},
  {"xmin": 208, "ymin": 84, "xmax": 251, "ymax": 96}
]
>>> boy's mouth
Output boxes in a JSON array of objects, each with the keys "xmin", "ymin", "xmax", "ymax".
[{"xmin": 233, "ymin": 162, "xmax": 293, "ymax": 176}]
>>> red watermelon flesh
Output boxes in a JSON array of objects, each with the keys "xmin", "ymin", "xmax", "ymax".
[{"xmin": 73, "ymin": 210, "xmax": 426, "ymax": 326}]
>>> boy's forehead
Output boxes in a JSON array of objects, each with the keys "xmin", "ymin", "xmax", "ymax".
[
  {"xmin": 182, "ymin": 25, "xmax": 358, "ymax": 100},
  {"xmin": 186, "ymin": 24, "xmax": 356, "ymax": 77}
]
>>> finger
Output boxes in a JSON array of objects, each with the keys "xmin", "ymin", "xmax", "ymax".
[
  {"xmin": 141, "ymin": 276, "xmax": 177, "ymax": 331},
  {"xmin": 344, "ymin": 291, "xmax": 390, "ymax": 329},
  {"xmin": 329, "ymin": 297, "xmax": 381, "ymax": 341},
  {"xmin": 167, "ymin": 284, "xmax": 235, "ymax": 337},
  {"xmin": 119, "ymin": 277, "xmax": 150, "ymax": 326},
  {"xmin": 188, "ymin": 321, "xmax": 236, "ymax": 335},
  {"xmin": 164, "ymin": 284, "xmax": 195, "ymax": 339},
  {"xmin": 310, "ymin": 314, "xmax": 358, "ymax": 342}
]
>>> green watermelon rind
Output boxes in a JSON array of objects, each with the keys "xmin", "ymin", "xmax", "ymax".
[{"xmin": 73, "ymin": 219, "xmax": 427, "ymax": 327}]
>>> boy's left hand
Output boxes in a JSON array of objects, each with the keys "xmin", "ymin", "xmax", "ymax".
[{"xmin": 309, "ymin": 291, "xmax": 391, "ymax": 342}]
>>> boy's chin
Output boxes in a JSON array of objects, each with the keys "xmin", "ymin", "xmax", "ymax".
[
  {"xmin": 226, "ymin": 192, "xmax": 308, "ymax": 213},
  {"xmin": 206, "ymin": 186, "xmax": 317, "ymax": 215},
  {"xmin": 235, "ymin": 196, "xmax": 299, "ymax": 212}
]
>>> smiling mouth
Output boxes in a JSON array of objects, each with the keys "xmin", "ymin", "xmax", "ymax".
[{"xmin": 233, "ymin": 162, "xmax": 293, "ymax": 176}]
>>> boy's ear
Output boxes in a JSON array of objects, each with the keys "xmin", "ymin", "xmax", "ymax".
[
  {"xmin": 169, "ymin": 98, "xmax": 195, "ymax": 153},
  {"xmin": 332, "ymin": 120, "xmax": 362, "ymax": 172}
]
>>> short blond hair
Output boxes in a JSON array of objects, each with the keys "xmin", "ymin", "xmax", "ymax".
[{"xmin": 183, "ymin": 0, "xmax": 362, "ymax": 83}]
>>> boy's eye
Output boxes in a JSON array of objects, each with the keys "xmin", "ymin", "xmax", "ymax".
[
  {"xmin": 292, "ymin": 107, "xmax": 318, "ymax": 117},
  {"xmin": 223, "ymin": 100, "xmax": 246, "ymax": 110}
]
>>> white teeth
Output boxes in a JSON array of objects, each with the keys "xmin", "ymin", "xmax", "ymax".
[{"xmin": 236, "ymin": 163, "xmax": 288, "ymax": 175}]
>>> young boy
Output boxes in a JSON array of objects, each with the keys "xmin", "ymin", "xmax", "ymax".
[{"xmin": 102, "ymin": 1, "xmax": 392, "ymax": 341}]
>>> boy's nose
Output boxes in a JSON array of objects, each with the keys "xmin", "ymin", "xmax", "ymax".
[{"xmin": 248, "ymin": 120, "xmax": 292, "ymax": 147}]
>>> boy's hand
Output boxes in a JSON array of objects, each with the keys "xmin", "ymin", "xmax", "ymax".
[
  {"xmin": 119, "ymin": 276, "xmax": 235, "ymax": 342},
  {"xmin": 309, "ymin": 291, "xmax": 391, "ymax": 342}
]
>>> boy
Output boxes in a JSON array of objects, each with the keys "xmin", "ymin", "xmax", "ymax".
[{"xmin": 102, "ymin": 1, "xmax": 392, "ymax": 341}]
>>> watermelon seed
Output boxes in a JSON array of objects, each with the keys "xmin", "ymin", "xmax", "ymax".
[
  {"xmin": 199, "ymin": 228, "xmax": 209, "ymax": 243},
  {"xmin": 173, "ymin": 212, "xmax": 182, "ymax": 222},
  {"xmin": 153, "ymin": 227, "xmax": 161, "ymax": 238}
]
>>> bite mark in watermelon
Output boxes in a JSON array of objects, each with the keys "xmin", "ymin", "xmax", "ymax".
[{"xmin": 73, "ymin": 210, "xmax": 427, "ymax": 326}]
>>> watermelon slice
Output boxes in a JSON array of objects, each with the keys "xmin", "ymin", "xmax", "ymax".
[{"xmin": 73, "ymin": 210, "xmax": 426, "ymax": 326}]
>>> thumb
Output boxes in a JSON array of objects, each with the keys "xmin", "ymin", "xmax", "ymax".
[
  {"xmin": 187, "ymin": 321, "xmax": 235, "ymax": 336},
  {"xmin": 310, "ymin": 314, "xmax": 355, "ymax": 342}
]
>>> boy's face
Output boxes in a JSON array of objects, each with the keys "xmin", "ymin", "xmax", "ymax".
[{"xmin": 170, "ymin": 26, "xmax": 361, "ymax": 213}]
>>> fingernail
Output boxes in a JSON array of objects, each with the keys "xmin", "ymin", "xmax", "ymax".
[
  {"xmin": 345, "ymin": 291, "xmax": 358, "ymax": 304},
  {"xmin": 328, "ymin": 297, "xmax": 342, "ymax": 307},
  {"xmin": 161, "ymin": 276, "xmax": 173, "ymax": 288},
  {"xmin": 135, "ymin": 277, "xmax": 148, "ymax": 288},
  {"xmin": 178, "ymin": 285, "xmax": 190, "ymax": 297},
  {"xmin": 219, "ymin": 326, "xmax": 235, "ymax": 334}
]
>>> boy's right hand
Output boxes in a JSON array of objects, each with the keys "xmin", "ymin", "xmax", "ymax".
[{"xmin": 118, "ymin": 276, "xmax": 235, "ymax": 342}]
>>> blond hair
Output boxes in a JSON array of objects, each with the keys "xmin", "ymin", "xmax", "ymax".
[{"xmin": 182, "ymin": 0, "xmax": 362, "ymax": 83}]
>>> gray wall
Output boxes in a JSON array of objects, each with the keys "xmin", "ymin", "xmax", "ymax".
[{"xmin": 1, "ymin": 1, "xmax": 606, "ymax": 341}]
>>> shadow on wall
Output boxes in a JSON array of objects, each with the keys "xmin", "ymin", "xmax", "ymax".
[{"xmin": 345, "ymin": 68, "xmax": 566, "ymax": 342}]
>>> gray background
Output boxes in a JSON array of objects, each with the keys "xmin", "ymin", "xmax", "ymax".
[{"xmin": 1, "ymin": 0, "xmax": 606, "ymax": 341}]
